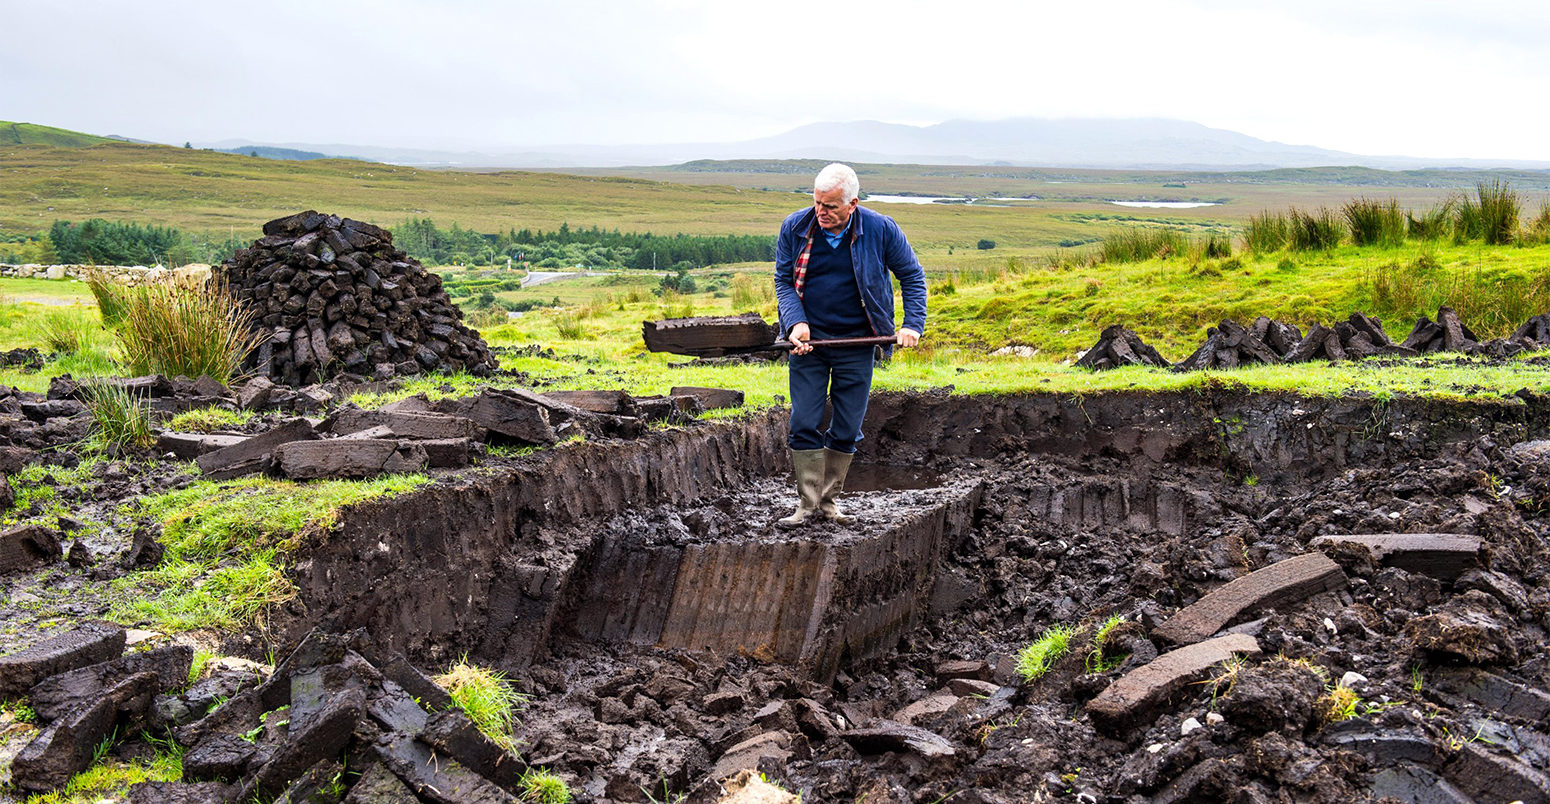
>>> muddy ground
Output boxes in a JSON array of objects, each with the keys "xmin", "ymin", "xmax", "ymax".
[{"xmin": 3, "ymin": 388, "xmax": 1550, "ymax": 802}]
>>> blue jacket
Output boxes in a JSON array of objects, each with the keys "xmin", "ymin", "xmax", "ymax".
[{"xmin": 774, "ymin": 205, "xmax": 927, "ymax": 341}]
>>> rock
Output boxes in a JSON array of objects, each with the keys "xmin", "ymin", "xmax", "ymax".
[
  {"xmin": 0, "ymin": 622, "xmax": 126, "ymax": 698},
  {"xmin": 1180, "ymin": 717, "xmax": 1203, "ymax": 735},
  {"xmin": 0, "ymin": 523, "xmax": 62, "ymax": 574}
]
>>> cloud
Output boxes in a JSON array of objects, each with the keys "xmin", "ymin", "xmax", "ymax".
[{"xmin": 1, "ymin": 0, "xmax": 1546, "ymax": 160}]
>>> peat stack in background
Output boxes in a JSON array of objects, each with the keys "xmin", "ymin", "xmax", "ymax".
[
  {"xmin": 1285, "ymin": 312, "xmax": 1414, "ymax": 362},
  {"xmin": 1076, "ymin": 325, "xmax": 1170, "ymax": 370},
  {"xmin": 1398, "ymin": 306, "xmax": 1480, "ymax": 355},
  {"xmin": 1172, "ymin": 319, "xmax": 1281, "ymax": 371},
  {"xmin": 221, "ymin": 211, "xmax": 497, "ymax": 385},
  {"xmin": 1249, "ymin": 315, "xmax": 1304, "ymax": 359},
  {"xmin": 1476, "ymin": 311, "xmax": 1550, "ymax": 357},
  {"xmin": 642, "ymin": 313, "xmax": 780, "ymax": 358}
]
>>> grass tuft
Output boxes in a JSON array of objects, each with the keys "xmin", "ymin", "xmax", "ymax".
[
  {"xmin": 86, "ymin": 270, "xmax": 134, "ymax": 329},
  {"xmin": 1100, "ymin": 227, "xmax": 1190, "ymax": 263},
  {"xmin": 1453, "ymin": 180, "xmax": 1520, "ymax": 246},
  {"xmin": 1085, "ymin": 614, "xmax": 1131, "ymax": 673},
  {"xmin": 1016, "ymin": 625, "xmax": 1076, "ymax": 682},
  {"xmin": 519, "ymin": 767, "xmax": 573, "ymax": 804},
  {"xmin": 1288, "ymin": 207, "xmax": 1343, "ymax": 251},
  {"xmin": 436, "ymin": 659, "xmax": 526, "ymax": 752},
  {"xmin": 1243, "ymin": 211, "xmax": 1289, "ymax": 253},
  {"xmin": 166, "ymin": 406, "xmax": 251, "ymax": 433},
  {"xmin": 1318, "ymin": 684, "xmax": 1361, "ymax": 724},
  {"xmin": 82, "ymin": 379, "xmax": 156, "ymax": 452},
  {"xmin": 114, "ymin": 278, "xmax": 263, "ymax": 384},
  {"xmin": 1343, "ymin": 197, "xmax": 1406, "ymax": 248}
]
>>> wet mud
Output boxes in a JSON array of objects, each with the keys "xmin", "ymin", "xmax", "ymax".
[
  {"xmin": 262, "ymin": 389, "xmax": 1550, "ymax": 802},
  {"xmin": 6, "ymin": 387, "xmax": 1550, "ymax": 802}
]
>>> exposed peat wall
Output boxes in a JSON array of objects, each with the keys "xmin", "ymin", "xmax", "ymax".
[{"xmin": 280, "ymin": 389, "xmax": 1550, "ymax": 675}]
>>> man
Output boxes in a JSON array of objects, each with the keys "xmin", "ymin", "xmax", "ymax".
[{"xmin": 773, "ymin": 163, "xmax": 926, "ymax": 527}]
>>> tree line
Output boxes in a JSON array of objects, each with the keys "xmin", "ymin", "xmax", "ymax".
[{"xmin": 391, "ymin": 218, "xmax": 775, "ymax": 270}]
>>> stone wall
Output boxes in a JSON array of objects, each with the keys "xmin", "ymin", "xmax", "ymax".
[{"xmin": 0, "ymin": 263, "xmax": 212, "ymax": 287}]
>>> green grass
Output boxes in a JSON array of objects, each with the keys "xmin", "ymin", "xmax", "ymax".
[
  {"xmin": 1016, "ymin": 625, "xmax": 1077, "ymax": 682},
  {"xmin": 166, "ymin": 406, "xmax": 252, "ymax": 433},
  {"xmin": 82, "ymin": 379, "xmax": 156, "ymax": 452},
  {"xmin": 519, "ymin": 768, "xmax": 573, "ymax": 804},
  {"xmin": 1085, "ymin": 614, "xmax": 1130, "ymax": 673},
  {"xmin": 0, "ymin": 120, "xmax": 116, "ymax": 148},
  {"xmin": 22, "ymin": 733, "xmax": 183, "ymax": 804},
  {"xmin": 435, "ymin": 659, "xmax": 526, "ymax": 753},
  {"xmin": 107, "ymin": 474, "xmax": 429, "ymax": 632}
]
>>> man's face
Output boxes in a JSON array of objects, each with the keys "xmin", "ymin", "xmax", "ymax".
[{"xmin": 814, "ymin": 185, "xmax": 858, "ymax": 233}]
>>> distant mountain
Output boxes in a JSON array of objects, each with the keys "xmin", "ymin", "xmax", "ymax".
[
  {"xmin": 12, "ymin": 117, "xmax": 1550, "ymax": 171},
  {"xmin": 215, "ymin": 145, "xmax": 334, "ymax": 161},
  {"xmin": 202, "ymin": 118, "xmax": 1550, "ymax": 171}
]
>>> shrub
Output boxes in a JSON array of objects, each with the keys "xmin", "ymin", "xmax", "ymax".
[
  {"xmin": 114, "ymin": 279, "xmax": 263, "ymax": 383},
  {"xmin": 83, "ymin": 379, "xmax": 155, "ymax": 451},
  {"xmin": 1288, "ymin": 207, "xmax": 1343, "ymax": 251},
  {"xmin": 1343, "ymin": 197, "xmax": 1406, "ymax": 247},
  {"xmin": 1243, "ymin": 211, "xmax": 1289, "ymax": 253},
  {"xmin": 976, "ymin": 239, "xmax": 996, "ymax": 250},
  {"xmin": 1100, "ymin": 228, "xmax": 1189, "ymax": 263}
]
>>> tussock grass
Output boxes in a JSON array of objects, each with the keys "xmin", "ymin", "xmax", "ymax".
[
  {"xmin": 1453, "ymin": 180, "xmax": 1520, "ymax": 245},
  {"xmin": 519, "ymin": 768, "xmax": 573, "ymax": 804},
  {"xmin": 1288, "ymin": 207, "xmax": 1343, "ymax": 251},
  {"xmin": 1343, "ymin": 197, "xmax": 1406, "ymax": 247},
  {"xmin": 86, "ymin": 270, "xmax": 133, "ymax": 328},
  {"xmin": 1016, "ymin": 625, "xmax": 1076, "ymax": 682},
  {"xmin": 166, "ymin": 406, "xmax": 251, "ymax": 433},
  {"xmin": 1243, "ymin": 211, "xmax": 1289, "ymax": 253},
  {"xmin": 82, "ymin": 379, "xmax": 155, "ymax": 452},
  {"xmin": 1407, "ymin": 203, "xmax": 1453, "ymax": 241},
  {"xmin": 436, "ymin": 659, "xmax": 526, "ymax": 752},
  {"xmin": 115, "ymin": 279, "xmax": 262, "ymax": 384},
  {"xmin": 35, "ymin": 307, "xmax": 96, "ymax": 354},
  {"xmin": 1100, "ymin": 227, "xmax": 1190, "ymax": 263}
]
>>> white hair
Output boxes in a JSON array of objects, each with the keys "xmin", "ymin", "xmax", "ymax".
[{"xmin": 814, "ymin": 163, "xmax": 860, "ymax": 203}]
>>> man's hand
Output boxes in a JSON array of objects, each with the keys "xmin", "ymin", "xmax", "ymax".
[
  {"xmin": 789, "ymin": 322, "xmax": 813, "ymax": 354},
  {"xmin": 896, "ymin": 328, "xmax": 920, "ymax": 348}
]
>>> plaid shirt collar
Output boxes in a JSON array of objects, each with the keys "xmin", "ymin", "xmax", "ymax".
[{"xmin": 793, "ymin": 209, "xmax": 860, "ymax": 298}]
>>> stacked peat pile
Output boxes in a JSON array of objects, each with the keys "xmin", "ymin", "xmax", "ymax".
[
  {"xmin": 1172, "ymin": 319, "xmax": 1285, "ymax": 371},
  {"xmin": 1076, "ymin": 325, "xmax": 1170, "ymax": 370},
  {"xmin": 1397, "ymin": 306, "xmax": 1480, "ymax": 355},
  {"xmin": 1284, "ymin": 312, "xmax": 1414, "ymax": 362},
  {"xmin": 221, "ymin": 211, "xmax": 497, "ymax": 385}
]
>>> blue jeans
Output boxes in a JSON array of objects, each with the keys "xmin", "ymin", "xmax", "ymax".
[{"xmin": 788, "ymin": 346, "xmax": 875, "ymax": 453}]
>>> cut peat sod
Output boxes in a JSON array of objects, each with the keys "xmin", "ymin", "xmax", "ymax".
[{"xmin": 3, "ymin": 389, "xmax": 1550, "ymax": 802}]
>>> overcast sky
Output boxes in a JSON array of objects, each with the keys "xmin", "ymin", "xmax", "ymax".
[{"xmin": 4, "ymin": 0, "xmax": 1548, "ymax": 160}]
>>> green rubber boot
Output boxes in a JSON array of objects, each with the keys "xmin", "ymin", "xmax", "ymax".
[
  {"xmin": 777, "ymin": 448, "xmax": 826, "ymax": 528},
  {"xmin": 820, "ymin": 448, "xmax": 855, "ymax": 525}
]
